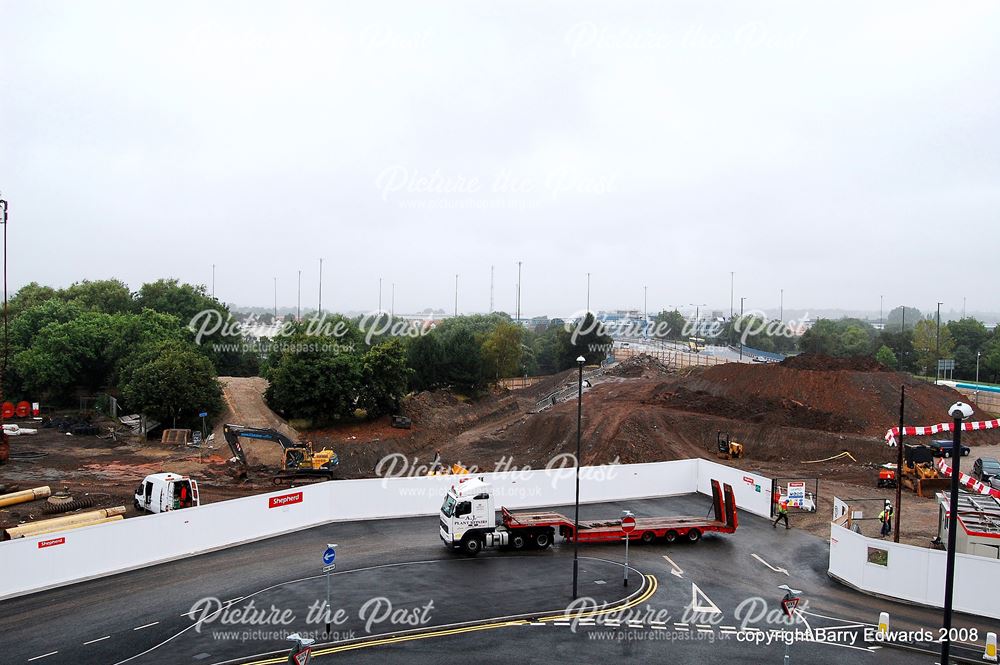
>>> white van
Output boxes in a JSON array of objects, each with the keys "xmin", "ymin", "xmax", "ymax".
[{"xmin": 134, "ymin": 473, "xmax": 200, "ymax": 513}]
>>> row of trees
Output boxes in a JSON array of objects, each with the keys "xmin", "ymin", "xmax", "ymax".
[
  {"xmin": 801, "ymin": 307, "xmax": 1000, "ymax": 381},
  {"xmin": 264, "ymin": 312, "xmax": 612, "ymax": 422},
  {"xmin": 5, "ymin": 279, "xmax": 232, "ymax": 427}
]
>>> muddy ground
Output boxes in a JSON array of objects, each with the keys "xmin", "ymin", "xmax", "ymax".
[{"xmin": 2, "ymin": 355, "xmax": 997, "ymax": 547}]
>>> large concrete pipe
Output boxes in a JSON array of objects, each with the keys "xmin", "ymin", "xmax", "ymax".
[{"xmin": 0, "ymin": 486, "xmax": 51, "ymax": 508}]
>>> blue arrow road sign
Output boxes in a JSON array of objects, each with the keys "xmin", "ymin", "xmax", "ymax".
[{"xmin": 323, "ymin": 547, "xmax": 336, "ymax": 566}]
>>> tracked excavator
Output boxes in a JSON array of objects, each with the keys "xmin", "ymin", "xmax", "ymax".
[{"xmin": 223, "ymin": 424, "xmax": 339, "ymax": 484}]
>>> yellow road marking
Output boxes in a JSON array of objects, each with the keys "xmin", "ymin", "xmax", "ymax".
[{"xmin": 241, "ymin": 574, "xmax": 658, "ymax": 664}]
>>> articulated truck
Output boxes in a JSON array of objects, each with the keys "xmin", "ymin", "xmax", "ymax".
[{"xmin": 439, "ymin": 477, "xmax": 738, "ymax": 555}]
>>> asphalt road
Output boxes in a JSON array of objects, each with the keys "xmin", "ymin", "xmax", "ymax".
[{"xmin": 2, "ymin": 493, "xmax": 993, "ymax": 664}]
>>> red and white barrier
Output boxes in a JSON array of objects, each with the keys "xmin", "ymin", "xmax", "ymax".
[
  {"xmin": 884, "ymin": 418, "xmax": 1000, "ymax": 446},
  {"xmin": 934, "ymin": 457, "xmax": 1000, "ymax": 500}
]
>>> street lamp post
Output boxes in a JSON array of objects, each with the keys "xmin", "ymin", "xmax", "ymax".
[
  {"xmin": 941, "ymin": 402, "xmax": 973, "ymax": 665},
  {"xmin": 572, "ymin": 355, "xmax": 585, "ymax": 599},
  {"xmin": 690, "ymin": 303, "xmax": 706, "ymax": 338},
  {"xmin": 936, "ymin": 302, "xmax": 943, "ymax": 362},
  {"xmin": 739, "ymin": 297, "xmax": 746, "ymax": 361},
  {"xmin": 643, "ymin": 286, "xmax": 648, "ymax": 337},
  {"xmin": 976, "ymin": 351, "xmax": 981, "ymax": 384},
  {"xmin": 318, "ymin": 258, "xmax": 323, "ymax": 314}
]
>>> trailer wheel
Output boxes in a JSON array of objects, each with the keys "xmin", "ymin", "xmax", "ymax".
[
  {"xmin": 686, "ymin": 529, "xmax": 701, "ymax": 543},
  {"xmin": 511, "ymin": 534, "xmax": 527, "ymax": 550},
  {"xmin": 641, "ymin": 531, "xmax": 655, "ymax": 545},
  {"xmin": 461, "ymin": 536, "xmax": 482, "ymax": 556},
  {"xmin": 664, "ymin": 530, "xmax": 678, "ymax": 544},
  {"xmin": 534, "ymin": 531, "xmax": 552, "ymax": 549}
]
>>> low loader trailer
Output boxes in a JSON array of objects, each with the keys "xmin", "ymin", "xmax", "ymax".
[{"xmin": 440, "ymin": 477, "xmax": 738, "ymax": 555}]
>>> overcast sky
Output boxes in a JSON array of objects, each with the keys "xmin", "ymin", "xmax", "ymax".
[{"xmin": 2, "ymin": 1, "xmax": 998, "ymax": 319}]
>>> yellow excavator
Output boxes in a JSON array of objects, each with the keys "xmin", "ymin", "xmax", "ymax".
[
  {"xmin": 716, "ymin": 431, "xmax": 745, "ymax": 460},
  {"xmin": 223, "ymin": 424, "xmax": 339, "ymax": 484},
  {"xmin": 900, "ymin": 443, "xmax": 950, "ymax": 497}
]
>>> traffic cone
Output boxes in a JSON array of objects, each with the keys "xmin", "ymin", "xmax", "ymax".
[
  {"xmin": 877, "ymin": 612, "xmax": 889, "ymax": 638},
  {"xmin": 984, "ymin": 631, "xmax": 997, "ymax": 662}
]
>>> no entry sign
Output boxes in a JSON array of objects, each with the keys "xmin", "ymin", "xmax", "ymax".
[{"xmin": 621, "ymin": 515, "xmax": 636, "ymax": 534}]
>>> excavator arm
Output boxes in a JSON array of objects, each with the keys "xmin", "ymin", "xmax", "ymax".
[{"xmin": 222, "ymin": 424, "xmax": 300, "ymax": 466}]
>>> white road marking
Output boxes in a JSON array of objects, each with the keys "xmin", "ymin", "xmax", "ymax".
[
  {"xmin": 661, "ymin": 555, "xmax": 684, "ymax": 578},
  {"xmin": 751, "ymin": 553, "xmax": 789, "ymax": 576},
  {"xmin": 689, "ymin": 582, "xmax": 722, "ymax": 615},
  {"xmin": 133, "ymin": 622, "xmax": 159, "ymax": 631},
  {"xmin": 28, "ymin": 653, "xmax": 58, "ymax": 662},
  {"xmin": 83, "ymin": 636, "xmax": 111, "ymax": 645}
]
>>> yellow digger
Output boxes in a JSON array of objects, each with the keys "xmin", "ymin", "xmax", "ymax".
[
  {"xmin": 716, "ymin": 431, "xmax": 745, "ymax": 460},
  {"xmin": 900, "ymin": 443, "xmax": 950, "ymax": 497},
  {"xmin": 222, "ymin": 424, "xmax": 339, "ymax": 484}
]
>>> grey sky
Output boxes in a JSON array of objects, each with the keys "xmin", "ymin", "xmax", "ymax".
[{"xmin": 2, "ymin": 1, "xmax": 998, "ymax": 318}]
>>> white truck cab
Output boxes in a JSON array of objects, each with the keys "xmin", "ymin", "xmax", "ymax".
[
  {"xmin": 134, "ymin": 473, "xmax": 200, "ymax": 513},
  {"xmin": 440, "ymin": 477, "xmax": 496, "ymax": 551}
]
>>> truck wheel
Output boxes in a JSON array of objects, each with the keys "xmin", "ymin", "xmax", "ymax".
[
  {"xmin": 686, "ymin": 529, "xmax": 701, "ymax": 543},
  {"xmin": 511, "ymin": 534, "xmax": 527, "ymax": 550},
  {"xmin": 664, "ymin": 530, "xmax": 678, "ymax": 544},
  {"xmin": 534, "ymin": 531, "xmax": 551, "ymax": 549},
  {"xmin": 462, "ymin": 536, "xmax": 482, "ymax": 556},
  {"xmin": 641, "ymin": 531, "xmax": 655, "ymax": 545}
]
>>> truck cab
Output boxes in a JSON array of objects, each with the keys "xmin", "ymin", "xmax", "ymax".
[
  {"xmin": 134, "ymin": 473, "xmax": 200, "ymax": 514},
  {"xmin": 439, "ymin": 477, "xmax": 497, "ymax": 552}
]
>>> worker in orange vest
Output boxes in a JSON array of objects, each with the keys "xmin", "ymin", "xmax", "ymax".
[{"xmin": 773, "ymin": 497, "xmax": 790, "ymax": 529}]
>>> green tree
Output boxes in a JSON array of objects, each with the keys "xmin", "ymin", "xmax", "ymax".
[
  {"xmin": 885, "ymin": 306, "xmax": 923, "ymax": 331},
  {"xmin": 12, "ymin": 311, "xmax": 122, "ymax": 398},
  {"xmin": 265, "ymin": 338, "xmax": 363, "ymax": 422},
  {"xmin": 358, "ymin": 339, "xmax": 412, "ymax": 417},
  {"xmin": 407, "ymin": 332, "xmax": 446, "ymax": 391},
  {"xmin": 947, "ymin": 318, "xmax": 989, "ymax": 380},
  {"xmin": 875, "ymin": 344, "xmax": 898, "ymax": 369},
  {"xmin": 121, "ymin": 342, "xmax": 223, "ymax": 428},
  {"xmin": 438, "ymin": 323, "xmax": 486, "ymax": 393},
  {"xmin": 137, "ymin": 278, "xmax": 258, "ymax": 376},
  {"xmin": 8, "ymin": 298, "xmax": 82, "ymax": 349},
  {"xmin": 652, "ymin": 310, "xmax": 687, "ymax": 341},
  {"xmin": 63, "ymin": 279, "xmax": 135, "ymax": 314},
  {"xmin": 912, "ymin": 319, "xmax": 955, "ymax": 375},
  {"xmin": 799, "ymin": 318, "xmax": 877, "ymax": 357},
  {"xmin": 482, "ymin": 321, "xmax": 524, "ymax": 380},
  {"xmin": 7, "ymin": 282, "xmax": 59, "ymax": 318}
]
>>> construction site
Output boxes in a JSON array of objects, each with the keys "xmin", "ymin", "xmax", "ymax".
[{"xmin": 2, "ymin": 353, "xmax": 995, "ymax": 546}]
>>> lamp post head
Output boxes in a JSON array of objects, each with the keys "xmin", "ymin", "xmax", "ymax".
[
  {"xmin": 576, "ymin": 355, "xmax": 586, "ymax": 365},
  {"xmin": 949, "ymin": 402, "xmax": 973, "ymax": 421}
]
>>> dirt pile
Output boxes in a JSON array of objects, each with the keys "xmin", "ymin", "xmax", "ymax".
[
  {"xmin": 655, "ymin": 356, "xmax": 971, "ymax": 437},
  {"xmin": 607, "ymin": 354, "xmax": 675, "ymax": 379},
  {"xmin": 779, "ymin": 354, "xmax": 888, "ymax": 372}
]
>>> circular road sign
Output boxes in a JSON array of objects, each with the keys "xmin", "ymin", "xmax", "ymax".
[
  {"xmin": 621, "ymin": 515, "xmax": 636, "ymax": 534},
  {"xmin": 323, "ymin": 546, "xmax": 336, "ymax": 566}
]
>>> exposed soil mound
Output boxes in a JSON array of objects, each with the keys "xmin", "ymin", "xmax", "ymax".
[
  {"xmin": 779, "ymin": 354, "xmax": 888, "ymax": 372},
  {"xmin": 607, "ymin": 354, "xmax": 675, "ymax": 379},
  {"xmin": 666, "ymin": 361, "xmax": 971, "ymax": 437}
]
